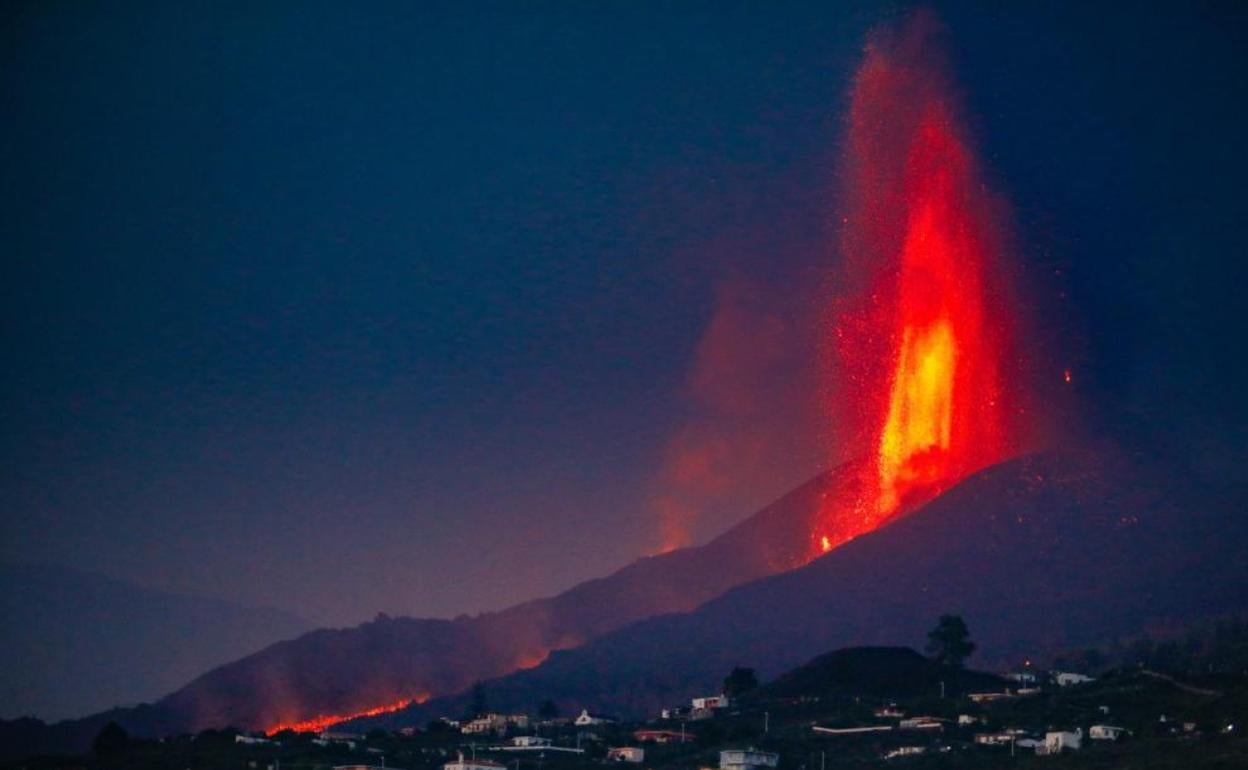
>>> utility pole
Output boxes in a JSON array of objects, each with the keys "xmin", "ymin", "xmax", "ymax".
[
  {"xmin": 940, "ymin": 680, "xmax": 946, "ymax": 699},
  {"xmin": 820, "ymin": 752, "xmax": 825, "ymax": 770},
  {"xmin": 764, "ymin": 712, "xmax": 769, "ymax": 735}
]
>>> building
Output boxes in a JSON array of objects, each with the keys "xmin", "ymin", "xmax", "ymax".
[
  {"xmin": 1054, "ymin": 672, "xmax": 1095, "ymax": 687},
  {"xmin": 882, "ymin": 746, "xmax": 926, "ymax": 759},
  {"xmin": 720, "ymin": 749, "xmax": 779, "ymax": 770},
  {"xmin": 235, "ymin": 735, "xmax": 272, "ymax": 745},
  {"xmin": 443, "ymin": 755, "xmax": 506, "ymax": 770},
  {"xmin": 873, "ymin": 704, "xmax": 905, "ymax": 719},
  {"xmin": 633, "ymin": 729, "xmax": 692, "ymax": 744},
  {"xmin": 660, "ymin": 707, "xmax": 690, "ymax": 720},
  {"xmin": 898, "ymin": 717, "xmax": 944, "ymax": 731},
  {"xmin": 1038, "ymin": 729, "xmax": 1082, "ymax": 754},
  {"xmin": 1089, "ymin": 725, "xmax": 1128, "ymax": 741},
  {"xmin": 509, "ymin": 736, "xmax": 552, "ymax": 748},
  {"xmin": 692, "ymin": 695, "xmax": 730, "ymax": 711},
  {"xmin": 968, "ymin": 691, "xmax": 1016, "ymax": 703},
  {"xmin": 607, "ymin": 747, "xmax": 645, "ymax": 763},
  {"xmin": 1007, "ymin": 671, "xmax": 1038, "ymax": 685},
  {"xmin": 574, "ymin": 709, "xmax": 618, "ymax": 726},
  {"xmin": 462, "ymin": 714, "xmax": 530, "ymax": 735},
  {"xmin": 336, "ymin": 766, "xmax": 402, "ymax": 770},
  {"xmin": 957, "ymin": 714, "xmax": 981, "ymax": 726}
]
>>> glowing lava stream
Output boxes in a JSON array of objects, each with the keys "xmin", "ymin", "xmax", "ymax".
[
  {"xmin": 265, "ymin": 696, "xmax": 425, "ymax": 736},
  {"xmin": 818, "ymin": 12, "xmax": 1019, "ymax": 554}
]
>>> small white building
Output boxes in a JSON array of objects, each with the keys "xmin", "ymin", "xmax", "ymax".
[
  {"xmin": 462, "ymin": 714, "xmax": 530, "ymax": 735},
  {"xmin": 873, "ymin": 705, "xmax": 905, "ymax": 719},
  {"xmin": 1038, "ymin": 729, "xmax": 1082, "ymax": 754},
  {"xmin": 1054, "ymin": 672, "xmax": 1095, "ymax": 687},
  {"xmin": 1089, "ymin": 725, "xmax": 1128, "ymax": 741},
  {"xmin": 898, "ymin": 717, "xmax": 944, "ymax": 731},
  {"xmin": 957, "ymin": 714, "xmax": 980, "ymax": 726},
  {"xmin": 574, "ymin": 709, "xmax": 618, "ymax": 726},
  {"xmin": 606, "ymin": 747, "xmax": 645, "ymax": 763},
  {"xmin": 509, "ymin": 736, "xmax": 552, "ymax": 748},
  {"xmin": 443, "ymin": 754, "xmax": 506, "ymax": 770},
  {"xmin": 882, "ymin": 746, "xmax": 926, "ymax": 759},
  {"xmin": 692, "ymin": 695, "xmax": 730, "ymax": 711},
  {"xmin": 720, "ymin": 749, "xmax": 779, "ymax": 770},
  {"xmin": 235, "ymin": 735, "xmax": 273, "ymax": 745}
]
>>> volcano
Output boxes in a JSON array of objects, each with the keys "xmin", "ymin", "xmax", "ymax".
[{"xmin": 344, "ymin": 446, "xmax": 1248, "ymax": 725}]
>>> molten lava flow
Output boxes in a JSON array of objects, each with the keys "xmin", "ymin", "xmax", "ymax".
[
  {"xmin": 264, "ymin": 696, "xmax": 424, "ymax": 736},
  {"xmin": 816, "ymin": 12, "xmax": 1020, "ymax": 554}
]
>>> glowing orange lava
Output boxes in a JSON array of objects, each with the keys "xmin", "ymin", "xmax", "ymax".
[
  {"xmin": 817, "ymin": 12, "xmax": 1019, "ymax": 554},
  {"xmin": 265, "ymin": 696, "xmax": 425, "ymax": 735}
]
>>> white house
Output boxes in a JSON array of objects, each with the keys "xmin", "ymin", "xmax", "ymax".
[
  {"xmin": 1089, "ymin": 725, "xmax": 1128, "ymax": 741},
  {"xmin": 720, "ymin": 749, "xmax": 779, "ymax": 770},
  {"xmin": 509, "ymin": 736, "xmax": 552, "ymax": 748},
  {"xmin": 235, "ymin": 735, "xmax": 272, "ymax": 745},
  {"xmin": 1054, "ymin": 672, "xmax": 1095, "ymax": 687},
  {"xmin": 574, "ymin": 709, "xmax": 618, "ymax": 726},
  {"xmin": 606, "ymin": 747, "xmax": 645, "ymax": 763},
  {"xmin": 898, "ymin": 717, "xmax": 944, "ymax": 731},
  {"xmin": 957, "ymin": 714, "xmax": 981, "ymax": 726},
  {"xmin": 1038, "ymin": 729, "xmax": 1082, "ymax": 754},
  {"xmin": 692, "ymin": 695, "xmax": 730, "ymax": 711},
  {"xmin": 443, "ymin": 754, "xmax": 506, "ymax": 770},
  {"xmin": 462, "ymin": 714, "xmax": 530, "ymax": 735}
]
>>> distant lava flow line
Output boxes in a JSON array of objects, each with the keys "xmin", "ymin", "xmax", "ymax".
[
  {"xmin": 818, "ymin": 12, "xmax": 1020, "ymax": 554},
  {"xmin": 265, "ymin": 697, "xmax": 424, "ymax": 735}
]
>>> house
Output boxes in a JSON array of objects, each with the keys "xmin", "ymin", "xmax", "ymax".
[
  {"xmin": 1089, "ymin": 725, "xmax": 1128, "ymax": 741},
  {"xmin": 957, "ymin": 714, "xmax": 980, "ymax": 726},
  {"xmin": 692, "ymin": 695, "xmax": 730, "ymax": 711},
  {"xmin": 509, "ymin": 736, "xmax": 552, "ymax": 748},
  {"xmin": 873, "ymin": 704, "xmax": 905, "ymax": 719},
  {"xmin": 1007, "ymin": 671, "xmax": 1038, "ymax": 685},
  {"xmin": 462, "ymin": 714, "xmax": 530, "ymax": 735},
  {"xmin": 660, "ymin": 707, "xmax": 690, "ymax": 720},
  {"xmin": 882, "ymin": 746, "xmax": 926, "ymax": 759},
  {"xmin": 235, "ymin": 735, "xmax": 272, "ymax": 745},
  {"xmin": 720, "ymin": 749, "xmax": 779, "ymax": 770},
  {"xmin": 633, "ymin": 729, "xmax": 692, "ymax": 744},
  {"xmin": 973, "ymin": 732, "xmax": 1016, "ymax": 746},
  {"xmin": 898, "ymin": 717, "xmax": 944, "ymax": 731},
  {"xmin": 606, "ymin": 747, "xmax": 645, "ymax": 763},
  {"xmin": 1054, "ymin": 672, "xmax": 1095, "ymax": 687},
  {"xmin": 443, "ymin": 754, "xmax": 506, "ymax": 770},
  {"xmin": 968, "ymin": 691, "xmax": 1015, "ymax": 703},
  {"xmin": 1038, "ymin": 729, "xmax": 1082, "ymax": 754},
  {"xmin": 575, "ymin": 709, "xmax": 618, "ymax": 726}
]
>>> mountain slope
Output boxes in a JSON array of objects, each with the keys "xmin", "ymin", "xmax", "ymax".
[
  {"xmin": 0, "ymin": 565, "xmax": 311, "ymax": 722},
  {"xmin": 371, "ymin": 448, "xmax": 1248, "ymax": 723},
  {"xmin": 22, "ymin": 460, "xmax": 870, "ymax": 748}
]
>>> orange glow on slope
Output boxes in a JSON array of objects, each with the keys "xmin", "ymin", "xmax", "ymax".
[
  {"xmin": 816, "ymin": 12, "xmax": 1020, "ymax": 554},
  {"xmin": 265, "ymin": 696, "xmax": 425, "ymax": 735}
]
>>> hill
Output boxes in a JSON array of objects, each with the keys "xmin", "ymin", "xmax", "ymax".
[
  {"xmin": 359, "ymin": 448, "xmax": 1248, "ymax": 725},
  {"xmin": 6, "ymin": 461, "xmax": 872, "ymax": 752},
  {"xmin": 758, "ymin": 646, "xmax": 1003, "ymax": 700},
  {"xmin": 0, "ymin": 565, "xmax": 310, "ymax": 722}
]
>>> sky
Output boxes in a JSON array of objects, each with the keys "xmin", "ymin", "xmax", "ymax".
[{"xmin": 2, "ymin": 1, "xmax": 1246, "ymax": 627}]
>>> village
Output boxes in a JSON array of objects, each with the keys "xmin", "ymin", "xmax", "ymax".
[{"xmin": 148, "ymin": 649, "xmax": 1248, "ymax": 770}]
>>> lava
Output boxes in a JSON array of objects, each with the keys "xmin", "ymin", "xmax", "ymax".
[
  {"xmin": 817, "ymin": 12, "xmax": 1020, "ymax": 553},
  {"xmin": 265, "ymin": 696, "xmax": 425, "ymax": 736}
]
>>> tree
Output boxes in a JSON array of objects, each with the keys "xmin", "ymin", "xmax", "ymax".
[
  {"xmin": 723, "ymin": 666, "xmax": 759, "ymax": 698},
  {"xmin": 538, "ymin": 699, "xmax": 559, "ymax": 719},
  {"xmin": 926, "ymin": 615, "xmax": 975, "ymax": 667},
  {"xmin": 467, "ymin": 681, "xmax": 489, "ymax": 719},
  {"xmin": 92, "ymin": 721, "xmax": 130, "ymax": 756}
]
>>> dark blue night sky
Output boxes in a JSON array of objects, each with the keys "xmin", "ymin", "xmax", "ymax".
[{"xmin": 2, "ymin": 1, "xmax": 1245, "ymax": 626}]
